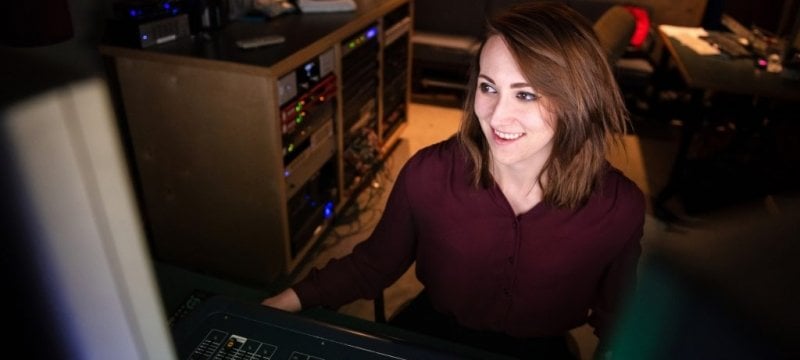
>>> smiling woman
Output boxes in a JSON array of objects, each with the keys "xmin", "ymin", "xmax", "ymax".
[
  {"xmin": 262, "ymin": 3, "xmax": 644, "ymax": 359},
  {"xmin": 458, "ymin": 3, "xmax": 630, "ymax": 212},
  {"xmin": 472, "ymin": 35, "xmax": 556, "ymax": 215}
]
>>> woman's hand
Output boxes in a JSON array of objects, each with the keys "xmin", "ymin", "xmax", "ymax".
[{"xmin": 261, "ymin": 288, "xmax": 302, "ymax": 313}]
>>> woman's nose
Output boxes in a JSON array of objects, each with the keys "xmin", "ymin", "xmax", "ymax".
[{"xmin": 488, "ymin": 96, "xmax": 515, "ymax": 125}]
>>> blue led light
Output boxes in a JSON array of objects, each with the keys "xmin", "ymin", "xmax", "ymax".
[
  {"xmin": 142, "ymin": 34, "xmax": 149, "ymax": 40},
  {"xmin": 163, "ymin": 2, "xmax": 171, "ymax": 9},
  {"xmin": 129, "ymin": 9, "xmax": 137, "ymax": 17},
  {"xmin": 366, "ymin": 27, "xmax": 378, "ymax": 39},
  {"xmin": 323, "ymin": 201, "xmax": 334, "ymax": 218},
  {"xmin": 284, "ymin": 170, "xmax": 290, "ymax": 177}
]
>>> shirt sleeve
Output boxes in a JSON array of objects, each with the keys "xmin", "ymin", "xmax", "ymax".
[
  {"xmin": 291, "ymin": 158, "xmax": 419, "ymax": 310},
  {"xmin": 588, "ymin": 180, "xmax": 645, "ymax": 341}
]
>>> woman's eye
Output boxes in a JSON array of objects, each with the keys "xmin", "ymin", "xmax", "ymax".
[
  {"xmin": 517, "ymin": 92, "xmax": 540, "ymax": 101},
  {"xmin": 478, "ymin": 82, "xmax": 496, "ymax": 93}
]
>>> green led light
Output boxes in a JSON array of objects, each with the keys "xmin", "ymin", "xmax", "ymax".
[{"xmin": 288, "ymin": 143, "xmax": 294, "ymax": 152}]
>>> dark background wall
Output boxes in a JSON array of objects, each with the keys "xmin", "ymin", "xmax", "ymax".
[{"xmin": 0, "ymin": 0, "xmax": 112, "ymax": 105}]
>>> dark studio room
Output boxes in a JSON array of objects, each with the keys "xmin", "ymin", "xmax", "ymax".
[{"xmin": 2, "ymin": 0, "xmax": 799, "ymax": 359}]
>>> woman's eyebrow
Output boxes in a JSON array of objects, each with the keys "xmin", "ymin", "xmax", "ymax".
[{"xmin": 478, "ymin": 74, "xmax": 532, "ymax": 89}]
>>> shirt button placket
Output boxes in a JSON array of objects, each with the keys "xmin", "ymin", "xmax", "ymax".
[
  {"xmin": 503, "ymin": 218, "xmax": 519, "ymax": 298},
  {"xmin": 508, "ymin": 218, "xmax": 519, "ymax": 266}
]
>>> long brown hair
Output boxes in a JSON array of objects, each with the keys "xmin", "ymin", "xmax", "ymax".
[{"xmin": 457, "ymin": 1, "xmax": 629, "ymax": 209}]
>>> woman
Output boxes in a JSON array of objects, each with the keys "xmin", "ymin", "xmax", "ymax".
[{"xmin": 263, "ymin": 2, "xmax": 645, "ymax": 359}]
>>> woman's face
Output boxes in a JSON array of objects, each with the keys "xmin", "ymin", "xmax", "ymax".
[{"xmin": 473, "ymin": 35, "xmax": 555, "ymax": 170}]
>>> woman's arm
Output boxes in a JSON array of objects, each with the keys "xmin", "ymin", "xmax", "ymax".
[{"xmin": 261, "ymin": 288, "xmax": 301, "ymax": 312}]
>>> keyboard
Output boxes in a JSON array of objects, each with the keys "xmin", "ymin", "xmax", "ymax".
[
  {"xmin": 701, "ymin": 31, "xmax": 752, "ymax": 58},
  {"xmin": 721, "ymin": 14, "xmax": 753, "ymax": 39},
  {"xmin": 171, "ymin": 295, "xmax": 514, "ymax": 360}
]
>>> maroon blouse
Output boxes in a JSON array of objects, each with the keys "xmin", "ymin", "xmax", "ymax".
[{"xmin": 293, "ymin": 137, "xmax": 645, "ymax": 341}]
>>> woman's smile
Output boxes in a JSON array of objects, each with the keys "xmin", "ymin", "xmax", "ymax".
[{"xmin": 493, "ymin": 128, "xmax": 525, "ymax": 141}]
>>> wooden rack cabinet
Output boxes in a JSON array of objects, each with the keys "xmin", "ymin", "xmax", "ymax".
[{"xmin": 101, "ymin": 0, "xmax": 413, "ymax": 287}]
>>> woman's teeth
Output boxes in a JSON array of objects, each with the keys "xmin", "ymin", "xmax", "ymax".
[{"xmin": 495, "ymin": 129, "xmax": 523, "ymax": 140}]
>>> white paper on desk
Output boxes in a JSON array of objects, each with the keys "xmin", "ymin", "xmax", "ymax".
[
  {"xmin": 659, "ymin": 24, "xmax": 721, "ymax": 56},
  {"xmin": 298, "ymin": 0, "xmax": 356, "ymax": 13}
]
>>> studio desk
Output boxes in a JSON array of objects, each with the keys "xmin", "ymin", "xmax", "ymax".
[{"xmin": 100, "ymin": 0, "xmax": 413, "ymax": 288}]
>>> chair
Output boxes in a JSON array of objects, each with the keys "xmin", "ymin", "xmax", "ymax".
[
  {"xmin": 593, "ymin": 5, "xmax": 637, "ymax": 66},
  {"xmin": 374, "ymin": 292, "xmax": 387, "ymax": 322},
  {"xmin": 594, "ymin": 5, "xmax": 658, "ymax": 116}
]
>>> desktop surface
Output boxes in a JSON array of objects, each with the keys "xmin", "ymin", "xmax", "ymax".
[
  {"xmin": 101, "ymin": 0, "xmax": 407, "ymax": 70},
  {"xmin": 658, "ymin": 25, "xmax": 800, "ymax": 101}
]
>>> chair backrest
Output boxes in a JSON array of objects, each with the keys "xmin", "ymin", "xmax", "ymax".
[{"xmin": 593, "ymin": 5, "xmax": 636, "ymax": 65}]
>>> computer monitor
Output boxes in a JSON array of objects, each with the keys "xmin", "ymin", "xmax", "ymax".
[{"xmin": 1, "ymin": 76, "xmax": 177, "ymax": 359}]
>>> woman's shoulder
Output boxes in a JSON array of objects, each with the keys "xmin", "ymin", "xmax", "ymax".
[
  {"xmin": 403, "ymin": 136, "xmax": 463, "ymax": 172},
  {"xmin": 598, "ymin": 164, "xmax": 646, "ymax": 215},
  {"xmin": 395, "ymin": 136, "xmax": 468, "ymax": 189}
]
